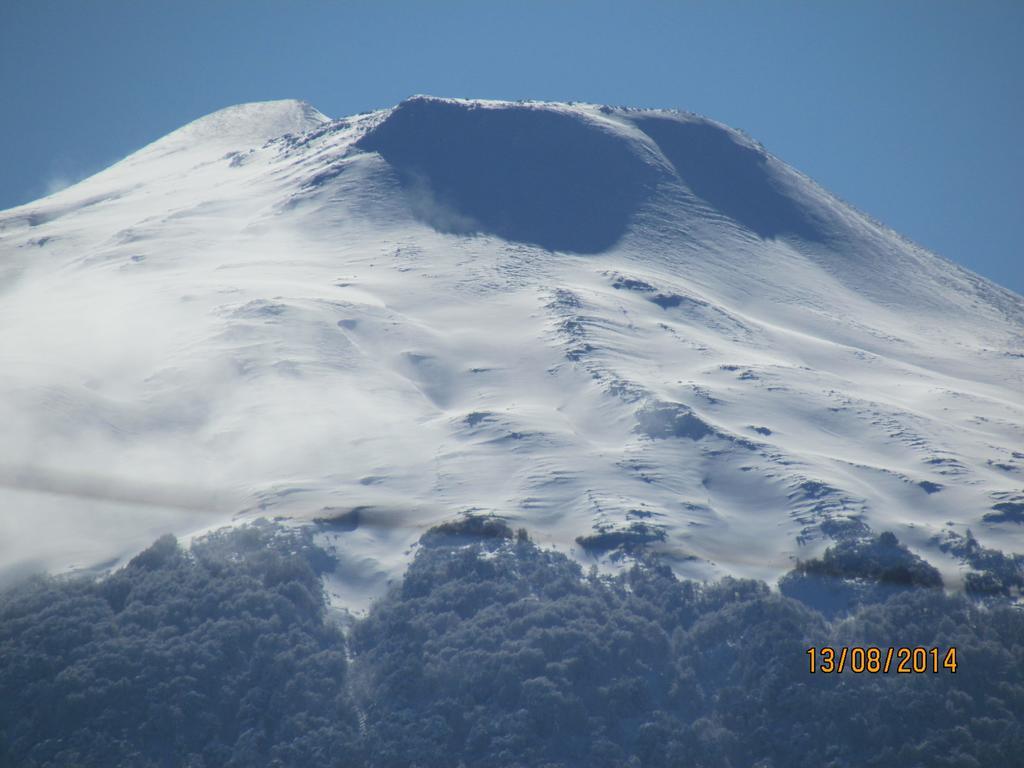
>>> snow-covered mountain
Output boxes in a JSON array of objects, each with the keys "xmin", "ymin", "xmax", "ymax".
[{"xmin": 1, "ymin": 96, "xmax": 1021, "ymax": 605}]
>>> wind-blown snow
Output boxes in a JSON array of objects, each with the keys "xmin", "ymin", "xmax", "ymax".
[{"xmin": 1, "ymin": 96, "xmax": 1021, "ymax": 606}]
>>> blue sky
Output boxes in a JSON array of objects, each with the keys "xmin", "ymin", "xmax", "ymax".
[{"xmin": 2, "ymin": 1, "xmax": 1021, "ymax": 293}]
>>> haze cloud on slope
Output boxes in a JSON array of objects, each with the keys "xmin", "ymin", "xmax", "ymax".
[
  {"xmin": 400, "ymin": 169, "xmax": 481, "ymax": 236},
  {"xmin": 0, "ymin": 244, "xmax": 439, "ymax": 583}
]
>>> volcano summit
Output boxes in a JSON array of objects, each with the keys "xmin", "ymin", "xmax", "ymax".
[{"xmin": 1, "ymin": 96, "xmax": 1021, "ymax": 603}]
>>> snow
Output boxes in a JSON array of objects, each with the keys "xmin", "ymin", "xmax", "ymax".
[{"xmin": 1, "ymin": 96, "xmax": 1021, "ymax": 607}]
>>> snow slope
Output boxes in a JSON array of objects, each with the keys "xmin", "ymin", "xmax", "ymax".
[{"xmin": 1, "ymin": 96, "xmax": 1021, "ymax": 605}]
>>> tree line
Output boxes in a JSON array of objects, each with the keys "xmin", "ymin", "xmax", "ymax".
[{"xmin": 1, "ymin": 518, "xmax": 1021, "ymax": 767}]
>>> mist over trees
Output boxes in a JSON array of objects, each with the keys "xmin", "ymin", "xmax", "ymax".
[{"xmin": 2, "ymin": 519, "xmax": 1022, "ymax": 767}]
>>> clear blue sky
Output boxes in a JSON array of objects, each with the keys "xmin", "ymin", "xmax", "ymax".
[{"xmin": 2, "ymin": 0, "xmax": 1021, "ymax": 294}]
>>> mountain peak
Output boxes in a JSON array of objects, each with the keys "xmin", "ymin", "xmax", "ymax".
[
  {"xmin": 136, "ymin": 99, "xmax": 331, "ymax": 160},
  {"xmin": 353, "ymin": 95, "xmax": 858, "ymax": 255},
  {"xmin": 351, "ymin": 97, "xmax": 1022, "ymax": 324},
  {"xmin": 1, "ymin": 95, "xmax": 1021, "ymax": 597}
]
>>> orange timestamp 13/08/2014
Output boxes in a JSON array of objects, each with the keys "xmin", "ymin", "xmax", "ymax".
[{"xmin": 806, "ymin": 646, "xmax": 957, "ymax": 674}]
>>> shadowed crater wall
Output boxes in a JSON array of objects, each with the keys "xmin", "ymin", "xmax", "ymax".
[
  {"xmin": 356, "ymin": 98, "xmax": 662, "ymax": 253},
  {"xmin": 635, "ymin": 116, "xmax": 824, "ymax": 242}
]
